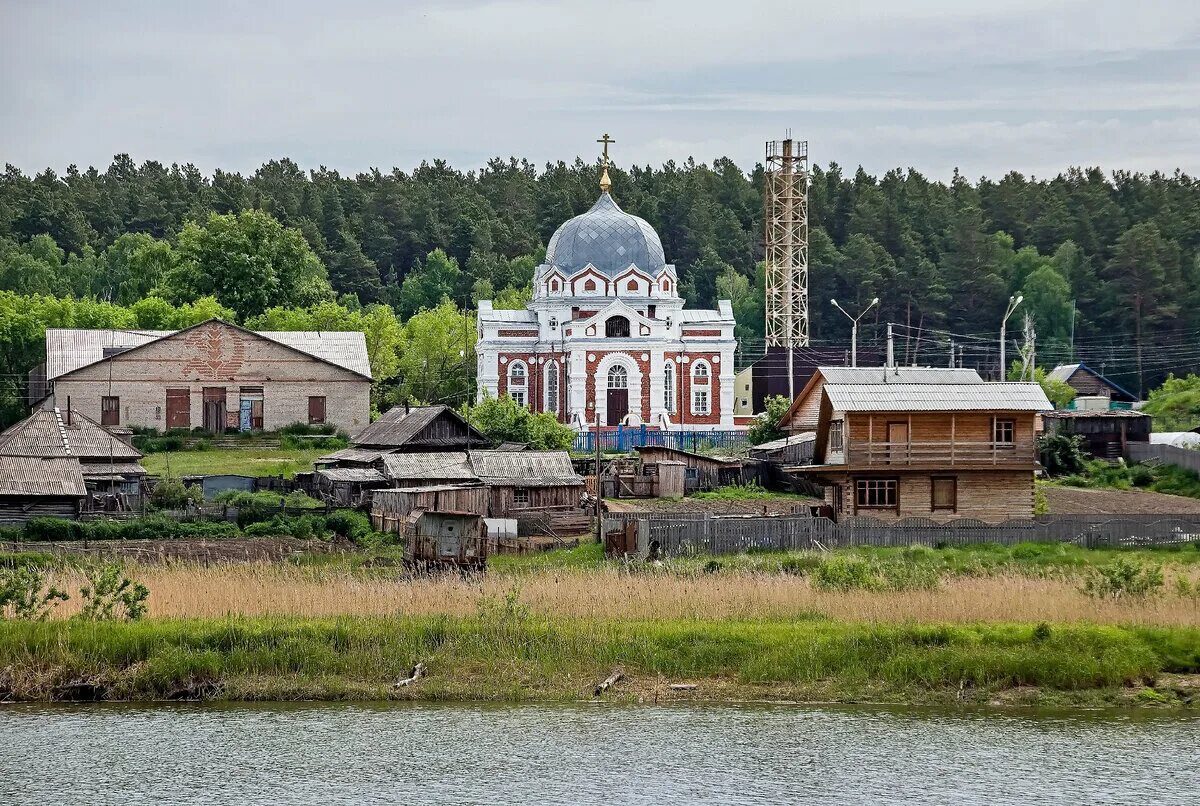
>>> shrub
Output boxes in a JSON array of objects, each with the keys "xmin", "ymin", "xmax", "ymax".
[
  {"xmin": 1082, "ymin": 558, "xmax": 1165, "ymax": 599},
  {"xmin": 23, "ymin": 518, "xmax": 82, "ymax": 542},
  {"xmin": 1038, "ymin": 433, "xmax": 1086, "ymax": 476},
  {"xmin": 1128, "ymin": 464, "xmax": 1157, "ymax": 488},
  {"xmin": 0, "ymin": 565, "xmax": 68, "ymax": 620},
  {"xmin": 148, "ymin": 478, "xmax": 193, "ymax": 510},
  {"xmin": 812, "ymin": 556, "xmax": 879, "ymax": 591},
  {"xmin": 77, "ymin": 563, "xmax": 149, "ymax": 621},
  {"xmin": 779, "ymin": 554, "xmax": 822, "ymax": 576},
  {"xmin": 325, "ymin": 509, "xmax": 373, "ymax": 542}
]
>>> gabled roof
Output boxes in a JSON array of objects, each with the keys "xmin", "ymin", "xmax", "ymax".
[
  {"xmin": 353, "ymin": 405, "xmax": 488, "ymax": 450},
  {"xmin": 0, "ymin": 455, "xmax": 87, "ymax": 497},
  {"xmin": 468, "ymin": 450, "xmax": 584, "ymax": 486},
  {"xmin": 818, "ymin": 367, "xmax": 984, "ymax": 385},
  {"xmin": 316, "ymin": 447, "xmax": 398, "ymax": 464},
  {"xmin": 44, "ymin": 320, "xmax": 371, "ymax": 381},
  {"xmin": 381, "ymin": 451, "xmax": 476, "ymax": 481},
  {"xmin": 0, "ymin": 409, "xmax": 142, "ymax": 461},
  {"xmin": 824, "ymin": 381, "xmax": 1052, "ymax": 412},
  {"xmin": 1047, "ymin": 363, "xmax": 1138, "ymax": 402},
  {"xmin": 315, "ymin": 467, "xmax": 388, "ymax": 483}
]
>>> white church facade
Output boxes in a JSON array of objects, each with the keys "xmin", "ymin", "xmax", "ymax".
[{"xmin": 476, "ymin": 145, "xmax": 740, "ymax": 432}]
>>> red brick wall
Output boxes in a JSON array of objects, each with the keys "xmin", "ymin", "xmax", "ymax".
[
  {"xmin": 681, "ymin": 329, "xmax": 721, "ymax": 337},
  {"xmin": 498, "ymin": 352, "xmax": 566, "ymax": 420},
  {"xmin": 498, "ymin": 329, "xmax": 538, "ymax": 337},
  {"xmin": 666, "ymin": 351, "xmax": 722, "ymax": 425},
  {"xmin": 586, "ymin": 351, "xmax": 652, "ymax": 423}
]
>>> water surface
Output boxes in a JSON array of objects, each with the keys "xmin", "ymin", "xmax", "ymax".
[{"xmin": 1, "ymin": 702, "xmax": 1195, "ymax": 805}]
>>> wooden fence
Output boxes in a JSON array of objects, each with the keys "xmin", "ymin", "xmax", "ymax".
[
  {"xmin": 1127, "ymin": 442, "xmax": 1200, "ymax": 473},
  {"xmin": 605, "ymin": 513, "xmax": 1200, "ymax": 556}
]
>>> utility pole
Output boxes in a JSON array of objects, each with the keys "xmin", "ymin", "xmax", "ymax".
[
  {"xmin": 831, "ymin": 297, "xmax": 879, "ymax": 368},
  {"xmin": 593, "ymin": 387, "xmax": 602, "ymax": 544},
  {"xmin": 1069, "ymin": 299, "xmax": 1076, "ymax": 363},
  {"xmin": 886, "ymin": 323, "xmax": 894, "ymax": 369},
  {"xmin": 1000, "ymin": 294, "xmax": 1023, "ymax": 380},
  {"xmin": 949, "ymin": 339, "xmax": 956, "ymax": 368}
]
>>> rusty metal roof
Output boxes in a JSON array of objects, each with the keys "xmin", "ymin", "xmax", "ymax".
[
  {"xmin": 44, "ymin": 324, "xmax": 371, "ymax": 380},
  {"xmin": 353, "ymin": 405, "xmax": 487, "ymax": 449},
  {"xmin": 0, "ymin": 455, "xmax": 87, "ymax": 497},
  {"xmin": 381, "ymin": 451, "xmax": 476, "ymax": 482},
  {"xmin": 824, "ymin": 381, "xmax": 1052, "ymax": 412},
  {"xmin": 0, "ymin": 409, "xmax": 142, "ymax": 461},
  {"xmin": 468, "ymin": 450, "xmax": 584, "ymax": 486}
]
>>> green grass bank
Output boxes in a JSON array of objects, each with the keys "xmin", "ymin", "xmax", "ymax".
[{"xmin": 1, "ymin": 616, "xmax": 1197, "ymax": 707}]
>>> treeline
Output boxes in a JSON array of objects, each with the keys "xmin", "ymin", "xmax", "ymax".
[{"xmin": 2, "ymin": 155, "xmax": 1199, "ymax": 393}]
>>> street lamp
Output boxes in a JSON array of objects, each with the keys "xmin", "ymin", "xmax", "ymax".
[
  {"xmin": 831, "ymin": 297, "xmax": 880, "ymax": 367},
  {"xmin": 1000, "ymin": 295, "xmax": 1023, "ymax": 380}
]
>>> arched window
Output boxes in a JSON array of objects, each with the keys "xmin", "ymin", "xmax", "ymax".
[
  {"xmin": 605, "ymin": 316, "xmax": 630, "ymax": 338},
  {"xmin": 663, "ymin": 360, "xmax": 675, "ymax": 412},
  {"xmin": 508, "ymin": 361, "xmax": 528, "ymax": 407},
  {"xmin": 545, "ymin": 362, "xmax": 559, "ymax": 414},
  {"xmin": 626, "ymin": 280, "xmax": 638, "ymax": 293},
  {"xmin": 607, "ymin": 364, "xmax": 628, "ymax": 389},
  {"xmin": 691, "ymin": 361, "xmax": 711, "ymax": 415}
]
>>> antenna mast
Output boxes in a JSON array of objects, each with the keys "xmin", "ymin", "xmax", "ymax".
[{"xmin": 764, "ymin": 135, "xmax": 809, "ymax": 398}]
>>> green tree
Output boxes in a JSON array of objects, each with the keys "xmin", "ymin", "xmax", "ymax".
[
  {"xmin": 1020, "ymin": 264, "xmax": 1074, "ymax": 342},
  {"xmin": 747, "ymin": 395, "xmax": 792, "ymax": 445},
  {"xmin": 1142, "ymin": 373, "xmax": 1200, "ymax": 430},
  {"xmin": 462, "ymin": 393, "xmax": 575, "ymax": 450},
  {"xmin": 395, "ymin": 249, "xmax": 463, "ymax": 318},
  {"xmin": 168, "ymin": 209, "xmax": 333, "ymax": 319},
  {"xmin": 99, "ymin": 232, "xmax": 176, "ymax": 304},
  {"xmin": 392, "ymin": 300, "xmax": 475, "ymax": 405}
]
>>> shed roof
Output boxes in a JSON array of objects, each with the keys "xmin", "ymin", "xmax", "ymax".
[
  {"xmin": 352, "ymin": 405, "xmax": 487, "ymax": 449},
  {"xmin": 44, "ymin": 322, "xmax": 371, "ymax": 380},
  {"xmin": 1047, "ymin": 363, "xmax": 1138, "ymax": 402},
  {"xmin": 381, "ymin": 451, "xmax": 476, "ymax": 481},
  {"xmin": 749, "ymin": 432, "xmax": 816, "ymax": 451},
  {"xmin": 80, "ymin": 462, "xmax": 147, "ymax": 478},
  {"xmin": 316, "ymin": 447, "xmax": 397, "ymax": 464},
  {"xmin": 633, "ymin": 445, "xmax": 742, "ymax": 464},
  {"xmin": 1042, "ymin": 409, "xmax": 1149, "ymax": 420},
  {"xmin": 0, "ymin": 409, "xmax": 142, "ymax": 461},
  {"xmin": 0, "ymin": 455, "xmax": 87, "ymax": 497},
  {"xmin": 818, "ymin": 367, "xmax": 984, "ymax": 385},
  {"xmin": 824, "ymin": 381, "xmax": 1052, "ymax": 412},
  {"xmin": 316, "ymin": 467, "xmax": 388, "ymax": 483},
  {"xmin": 468, "ymin": 450, "xmax": 584, "ymax": 486}
]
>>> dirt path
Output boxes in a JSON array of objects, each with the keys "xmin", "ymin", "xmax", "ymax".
[{"xmin": 1044, "ymin": 485, "xmax": 1200, "ymax": 515}]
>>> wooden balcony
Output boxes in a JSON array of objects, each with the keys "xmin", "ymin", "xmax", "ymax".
[{"xmin": 844, "ymin": 439, "xmax": 1036, "ymax": 467}]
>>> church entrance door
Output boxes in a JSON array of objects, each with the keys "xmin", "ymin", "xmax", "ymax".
[{"xmin": 606, "ymin": 364, "xmax": 630, "ymax": 426}]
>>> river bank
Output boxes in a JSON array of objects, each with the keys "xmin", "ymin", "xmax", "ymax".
[{"xmin": 1, "ymin": 615, "xmax": 1197, "ymax": 707}]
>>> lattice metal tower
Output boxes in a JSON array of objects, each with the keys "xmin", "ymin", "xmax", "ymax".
[{"xmin": 764, "ymin": 137, "xmax": 810, "ymax": 352}]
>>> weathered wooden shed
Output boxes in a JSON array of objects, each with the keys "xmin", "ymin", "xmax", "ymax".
[
  {"xmin": 634, "ymin": 446, "xmax": 745, "ymax": 493},
  {"xmin": 351, "ymin": 404, "xmax": 489, "ymax": 452},
  {"xmin": 1042, "ymin": 410, "xmax": 1151, "ymax": 460},
  {"xmin": 469, "ymin": 450, "xmax": 585, "ymax": 513},
  {"xmin": 370, "ymin": 484, "xmax": 489, "ymax": 530},
  {"xmin": 0, "ymin": 455, "xmax": 87, "ymax": 525},
  {"xmin": 379, "ymin": 452, "xmax": 478, "ymax": 487},
  {"xmin": 313, "ymin": 467, "xmax": 390, "ymax": 507},
  {"xmin": 748, "ymin": 433, "xmax": 816, "ymax": 465},
  {"xmin": 369, "ymin": 484, "xmax": 489, "ymax": 569}
]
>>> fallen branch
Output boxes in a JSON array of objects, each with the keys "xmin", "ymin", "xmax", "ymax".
[
  {"xmin": 394, "ymin": 662, "xmax": 427, "ymax": 688},
  {"xmin": 593, "ymin": 669, "xmax": 624, "ymax": 697}
]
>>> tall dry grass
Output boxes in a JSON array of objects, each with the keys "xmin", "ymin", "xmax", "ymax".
[{"xmin": 45, "ymin": 564, "xmax": 1200, "ymax": 626}]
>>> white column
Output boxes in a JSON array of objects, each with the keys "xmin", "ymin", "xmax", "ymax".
[{"xmin": 568, "ymin": 347, "xmax": 589, "ymax": 429}]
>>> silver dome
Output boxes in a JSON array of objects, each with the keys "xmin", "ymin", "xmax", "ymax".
[{"xmin": 544, "ymin": 193, "xmax": 666, "ymax": 277}]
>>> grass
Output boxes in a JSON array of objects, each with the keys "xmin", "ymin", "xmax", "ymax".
[
  {"xmin": 141, "ymin": 447, "xmax": 327, "ymax": 479},
  {"xmin": 690, "ymin": 482, "xmax": 810, "ymax": 502},
  {"xmin": 1056, "ymin": 460, "xmax": 1200, "ymax": 499},
  {"xmin": 0, "ymin": 615, "xmax": 1193, "ymax": 704}
]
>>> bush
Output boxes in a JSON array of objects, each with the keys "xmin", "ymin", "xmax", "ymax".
[
  {"xmin": 148, "ymin": 478, "xmax": 193, "ymax": 510},
  {"xmin": 1082, "ymin": 558, "xmax": 1165, "ymax": 599},
  {"xmin": 77, "ymin": 563, "xmax": 149, "ymax": 621},
  {"xmin": 812, "ymin": 556, "xmax": 879, "ymax": 591},
  {"xmin": 0, "ymin": 566, "xmax": 68, "ymax": 620},
  {"xmin": 325, "ymin": 509, "xmax": 373, "ymax": 542},
  {"xmin": 1038, "ymin": 433, "xmax": 1086, "ymax": 476},
  {"xmin": 213, "ymin": 490, "xmax": 322, "ymax": 526},
  {"xmin": 1128, "ymin": 464, "xmax": 1157, "ymax": 488},
  {"xmin": 23, "ymin": 518, "xmax": 82, "ymax": 542}
]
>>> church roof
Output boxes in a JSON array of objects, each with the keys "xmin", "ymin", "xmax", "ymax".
[{"xmin": 544, "ymin": 193, "xmax": 666, "ymax": 278}]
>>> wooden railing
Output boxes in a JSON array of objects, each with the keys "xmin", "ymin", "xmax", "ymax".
[{"xmin": 846, "ymin": 439, "xmax": 1035, "ymax": 466}]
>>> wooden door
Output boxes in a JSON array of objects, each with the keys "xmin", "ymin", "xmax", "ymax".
[
  {"xmin": 202, "ymin": 387, "xmax": 227, "ymax": 434},
  {"xmin": 165, "ymin": 388, "xmax": 190, "ymax": 429},
  {"xmin": 887, "ymin": 422, "xmax": 909, "ymax": 463},
  {"xmin": 606, "ymin": 389, "xmax": 628, "ymax": 426}
]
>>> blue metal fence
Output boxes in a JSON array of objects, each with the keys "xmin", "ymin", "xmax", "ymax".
[{"xmin": 573, "ymin": 426, "xmax": 749, "ymax": 454}]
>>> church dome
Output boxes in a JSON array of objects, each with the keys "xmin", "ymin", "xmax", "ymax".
[{"xmin": 544, "ymin": 193, "xmax": 667, "ymax": 277}]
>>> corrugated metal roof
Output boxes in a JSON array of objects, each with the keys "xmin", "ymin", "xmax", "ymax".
[
  {"xmin": 80, "ymin": 462, "xmax": 147, "ymax": 477},
  {"xmin": 824, "ymin": 382, "xmax": 1053, "ymax": 412},
  {"xmin": 679, "ymin": 310, "xmax": 732, "ymax": 323},
  {"xmin": 316, "ymin": 467, "xmax": 388, "ymax": 483},
  {"xmin": 316, "ymin": 447, "xmax": 396, "ymax": 464},
  {"xmin": 749, "ymin": 432, "xmax": 816, "ymax": 451},
  {"xmin": 469, "ymin": 450, "xmax": 584, "ymax": 486},
  {"xmin": 1042, "ymin": 409, "xmax": 1149, "ymax": 419},
  {"xmin": 353, "ymin": 405, "xmax": 486, "ymax": 449},
  {"xmin": 381, "ymin": 451, "xmax": 476, "ymax": 481},
  {"xmin": 480, "ymin": 309, "xmax": 537, "ymax": 324},
  {"xmin": 0, "ymin": 456, "xmax": 87, "ymax": 497},
  {"xmin": 1047, "ymin": 363, "xmax": 1080, "ymax": 383},
  {"xmin": 45, "ymin": 325, "xmax": 371, "ymax": 380},
  {"xmin": 818, "ymin": 367, "xmax": 984, "ymax": 385},
  {"xmin": 0, "ymin": 410, "xmax": 142, "ymax": 460}
]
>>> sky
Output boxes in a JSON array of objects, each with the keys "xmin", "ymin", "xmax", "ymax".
[{"xmin": 2, "ymin": 0, "xmax": 1198, "ymax": 181}]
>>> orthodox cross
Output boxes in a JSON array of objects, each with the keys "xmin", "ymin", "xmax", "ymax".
[
  {"xmin": 597, "ymin": 133, "xmax": 615, "ymax": 167},
  {"xmin": 597, "ymin": 133, "xmax": 615, "ymax": 192}
]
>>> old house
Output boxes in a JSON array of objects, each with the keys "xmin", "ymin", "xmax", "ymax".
[
  {"xmin": 351, "ymin": 404, "xmax": 488, "ymax": 453},
  {"xmin": 1041, "ymin": 410, "xmax": 1151, "ymax": 460},
  {"xmin": 0, "ymin": 408, "xmax": 146, "ymax": 511},
  {"xmin": 370, "ymin": 485, "xmax": 490, "ymax": 568},
  {"xmin": 1047, "ymin": 363, "xmax": 1138, "ymax": 406},
  {"xmin": 634, "ymin": 445, "xmax": 748, "ymax": 493},
  {"xmin": 785, "ymin": 367, "xmax": 1052, "ymax": 522},
  {"xmin": 378, "ymin": 452, "xmax": 479, "ymax": 488},
  {"xmin": 30, "ymin": 320, "xmax": 371, "ymax": 435},
  {"xmin": 469, "ymin": 450, "xmax": 586, "ymax": 516},
  {"xmin": 0, "ymin": 455, "xmax": 87, "ymax": 525}
]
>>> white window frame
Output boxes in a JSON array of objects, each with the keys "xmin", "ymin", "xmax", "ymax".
[
  {"xmin": 692, "ymin": 388, "xmax": 710, "ymax": 415},
  {"xmin": 690, "ymin": 360, "xmax": 711, "ymax": 415},
  {"xmin": 607, "ymin": 364, "xmax": 628, "ymax": 390},
  {"xmin": 663, "ymin": 361, "xmax": 675, "ymax": 413},
  {"xmin": 545, "ymin": 361, "xmax": 559, "ymax": 414},
  {"xmin": 508, "ymin": 361, "xmax": 528, "ymax": 407}
]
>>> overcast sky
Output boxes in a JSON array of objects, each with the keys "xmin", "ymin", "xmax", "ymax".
[{"xmin": 2, "ymin": 0, "xmax": 1198, "ymax": 181}]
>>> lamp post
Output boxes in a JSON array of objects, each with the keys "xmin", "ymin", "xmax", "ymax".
[
  {"xmin": 1000, "ymin": 295, "xmax": 1023, "ymax": 380},
  {"xmin": 831, "ymin": 297, "xmax": 880, "ymax": 367}
]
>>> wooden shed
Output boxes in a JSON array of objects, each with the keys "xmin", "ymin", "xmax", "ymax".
[
  {"xmin": 370, "ymin": 484, "xmax": 489, "ymax": 531},
  {"xmin": 1042, "ymin": 410, "xmax": 1151, "ymax": 460},
  {"xmin": 634, "ymin": 446, "xmax": 745, "ymax": 493},
  {"xmin": 403, "ymin": 510, "xmax": 487, "ymax": 570},
  {"xmin": 0, "ymin": 455, "xmax": 87, "ymax": 525},
  {"xmin": 469, "ymin": 450, "xmax": 586, "ymax": 513},
  {"xmin": 313, "ymin": 467, "xmax": 390, "ymax": 508}
]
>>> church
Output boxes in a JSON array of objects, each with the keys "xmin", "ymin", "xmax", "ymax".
[{"xmin": 476, "ymin": 136, "xmax": 739, "ymax": 432}]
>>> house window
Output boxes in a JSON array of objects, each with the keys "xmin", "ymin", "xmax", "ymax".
[
  {"xmin": 100, "ymin": 396, "xmax": 120, "ymax": 426},
  {"xmin": 692, "ymin": 388, "xmax": 710, "ymax": 415},
  {"xmin": 513, "ymin": 488, "xmax": 530, "ymax": 506},
  {"xmin": 605, "ymin": 316, "xmax": 630, "ymax": 338},
  {"xmin": 829, "ymin": 420, "xmax": 844, "ymax": 452},
  {"xmin": 508, "ymin": 361, "xmax": 528, "ymax": 407},
  {"xmin": 308, "ymin": 396, "xmax": 326, "ymax": 425},
  {"xmin": 691, "ymin": 361, "xmax": 711, "ymax": 415},
  {"xmin": 607, "ymin": 364, "xmax": 628, "ymax": 389},
  {"xmin": 545, "ymin": 362, "xmax": 559, "ymax": 414},
  {"xmin": 551, "ymin": 279, "xmax": 560, "ymax": 292},
  {"xmin": 663, "ymin": 361, "xmax": 675, "ymax": 412},
  {"xmin": 855, "ymin": 478, "xmax": 898, "ymax": 510},
  {"xmin": 994, "ymin": 418, "xmax": 1015, "ymax": 445},
  {"xmin": 932, "ymin": 477, "xmax": 957, "ymax": 511}
]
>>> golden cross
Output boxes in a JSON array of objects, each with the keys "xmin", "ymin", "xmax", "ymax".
[{"xmin": 597, "ymin": 133, "xmax": 615, "ymax": 168}]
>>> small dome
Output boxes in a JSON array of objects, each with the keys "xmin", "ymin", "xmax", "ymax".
[{"xmin": 544, "ymin": 193, "xmax": 666, "ymax": 277}]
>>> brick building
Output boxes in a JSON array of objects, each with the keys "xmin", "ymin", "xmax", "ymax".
[
  {"xmin": 31, "ymin": 320, "xmax": 371, "ymax": 434},
  {"xmin": 475, "ymin": 150, "xmax": 738, "ymax": 432}
]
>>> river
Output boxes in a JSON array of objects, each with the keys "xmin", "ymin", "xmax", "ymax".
[{"xmin": 0, "ymin": 702, "xmax": 1195, "ymax": 804}]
